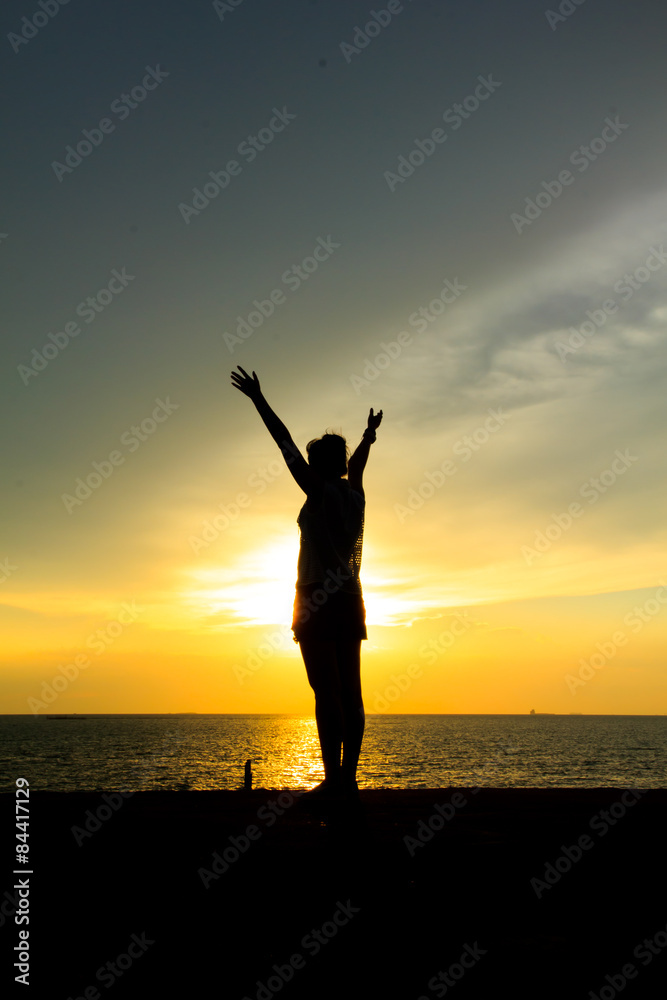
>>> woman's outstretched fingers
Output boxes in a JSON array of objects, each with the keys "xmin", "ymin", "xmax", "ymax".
[
  {"xmin": 368, "ymin": 407, "xmax": 383, "ymax": 429},
  {"xmin": 231, "ymin": 366, "xmax": 261, "ymax": 400}
]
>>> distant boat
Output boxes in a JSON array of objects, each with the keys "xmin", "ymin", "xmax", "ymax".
[
  {"xmin": 529, "ymin": 709, "xmax": 555, "ymax": 715},
  {"xmin": 45, "ymin": 714, "xmax": 86, "ymax": 720}
]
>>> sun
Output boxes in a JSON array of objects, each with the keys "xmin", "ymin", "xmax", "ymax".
[
  {"xmin": 184, "ymin": 538, "xmax": 298, "ymax": 628},
  {"xmin": 183, "ymin": 537, "xmax": 413, "ymax": 630},
  {"xmin": 233, "ymin": 539, "xmax": 299, "ymax": 625}
]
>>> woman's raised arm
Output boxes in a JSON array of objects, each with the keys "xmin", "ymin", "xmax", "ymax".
[
  {"xmin": 347, "ymin": 407, "xmax": 383, "ymax": 495},
  {"xmin": 231, "ymin": 367, "xmax": 319, "ymax": 495}
]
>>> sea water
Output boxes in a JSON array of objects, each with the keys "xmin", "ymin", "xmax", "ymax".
[{"xmin": 1, "ymin": 714, "xmax": 665, "ymax": 792}]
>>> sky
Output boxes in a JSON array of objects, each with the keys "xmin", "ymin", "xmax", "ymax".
[{"xmin": 1, "ymin": 0, "xmax": 666, "ymax": 715}]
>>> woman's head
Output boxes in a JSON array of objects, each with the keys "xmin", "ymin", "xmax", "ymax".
[{"xmin": 306, "ymin": 432, "xmax": 348, "ymax": 479}]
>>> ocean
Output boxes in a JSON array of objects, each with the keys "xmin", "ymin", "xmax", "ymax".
[{"xmin": 2, "ymin": 714, "xmax": 666, "ymax": 792}]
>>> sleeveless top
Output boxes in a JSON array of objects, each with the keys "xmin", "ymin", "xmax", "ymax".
[{"xmin": 296, "ymin": 479, "xmax": 365, "ymax": 595}]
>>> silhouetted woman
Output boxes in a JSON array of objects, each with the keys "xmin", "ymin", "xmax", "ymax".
[{"xmin": 231, "ymin": 366, "xmax": 382, "ymax": 799}]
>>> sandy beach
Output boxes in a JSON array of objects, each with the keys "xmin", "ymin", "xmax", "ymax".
[{"xmin": 2, "ymin": 787, "xmax": 666, "ymax": 998}]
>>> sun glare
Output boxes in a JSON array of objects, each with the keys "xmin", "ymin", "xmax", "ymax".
[
  {"xmin": 234, "ymin": 540, "xmax": 299, "ymax": 625},
  {"xmin": 185, "ymin": 539, "xmax": 299, "ymax": 627},
  {"xmin": 184, "ymin": 536, "xmax": 437, "ymax": 630}
]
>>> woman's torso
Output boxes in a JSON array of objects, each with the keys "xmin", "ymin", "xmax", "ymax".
[{"xmin": 296, "ymin": 479, "xmax": 365, "ymax": 594}]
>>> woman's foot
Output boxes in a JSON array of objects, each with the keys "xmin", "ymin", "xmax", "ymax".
[
  {"xmin": 340, "ymin": 775, "xmax": 360, "ymax": 801},
  {"xmin": 301, "ymin": 777, "xmax": 342, "ymax": 800}
]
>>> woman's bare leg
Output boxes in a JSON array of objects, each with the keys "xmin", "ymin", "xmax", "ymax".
[
  {"xmin": 336, "ymin": 638, "xmax": 364, "ymax": 785},
  {"xmin": 299, "ymin": 638, "xmax": 343, "ymax": 783}
]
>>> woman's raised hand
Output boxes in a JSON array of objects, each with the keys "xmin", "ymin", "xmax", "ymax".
[
  {"xmin": 367, "ymin": 407, "xmax": 383, "ymax": 431},
  {"xmin": 231, "ymin": 366, "xmax": 262, "ymax": 401}
]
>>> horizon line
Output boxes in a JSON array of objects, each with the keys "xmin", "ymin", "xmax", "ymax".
[{"xmin": 2, "ymin": 712, "xmax": 665, "ymax": 718}]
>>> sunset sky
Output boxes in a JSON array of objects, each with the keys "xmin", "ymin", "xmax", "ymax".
[{"xmin": 2, "ymin": 0, "xmax": 666, "ymax": 715}]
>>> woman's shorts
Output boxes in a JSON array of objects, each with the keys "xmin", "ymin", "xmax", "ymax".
[{"xmin": 291, "ymin": 583, "xmax": 368, "ymax": 643}]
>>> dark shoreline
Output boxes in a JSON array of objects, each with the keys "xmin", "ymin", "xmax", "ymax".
[{"xmin": 3, "ymin": 788, "xmax": 666, "ymax": 998}]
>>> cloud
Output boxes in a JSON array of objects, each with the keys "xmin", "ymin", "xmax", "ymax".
[{"xmin": 374, "ymin": 190, "xmax": 667, "ymax": 429}]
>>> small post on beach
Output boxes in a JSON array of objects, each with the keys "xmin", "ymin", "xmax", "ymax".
[{"xmin": 244, "ymin": 760, "xmax": 252, "ymax": 790}]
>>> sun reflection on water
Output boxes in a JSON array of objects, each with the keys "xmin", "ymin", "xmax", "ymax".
[{"xmin": 251, "ymin": 716, "xmax": 324, "ymax": 789}]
